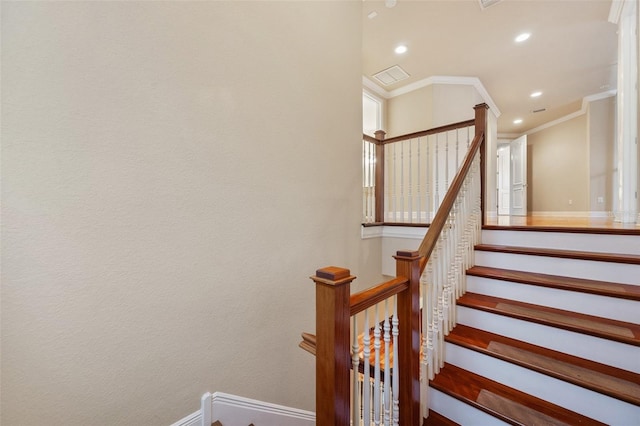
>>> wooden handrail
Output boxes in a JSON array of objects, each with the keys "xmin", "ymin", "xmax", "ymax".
[
  {"xmin": 417, "ymin": 104, "xmax": 488, "ymax": 268},
  {"xmin": 362, "ymin": 118, "xmax": 475, "ymax": 145},
  {"xmin": 363, "ymin": 134, "xmax": 380, "ymax": 144},
  {"xmin": 350, "ymin": 277, "xmax": 408, "ymax": 316}
]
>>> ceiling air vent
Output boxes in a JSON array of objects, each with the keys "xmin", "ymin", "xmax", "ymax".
[
  {"xmin": 532, "ymin": 108, "xmax": 547, "ymax": 113},
  {"xmin": 372, "ymin": 65, "xmax": 410, "ymax": 86},
  {"xmin": 478, "ymin": 0, "xmax": 502, "ymax": 10}
]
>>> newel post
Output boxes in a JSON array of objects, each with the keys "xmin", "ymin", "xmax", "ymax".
[
  {"xmin": 474, "ymin": 103, "xmax": 489, "ymax": 226},
  {"xmin": 374, "ymin": 130, "xmax": 386, "ymax": 223},
  {"xmin": 394, "ymin": 250, "xmax": 422, "ymax": 425},
  {"xmin": 311, "ymin": 266, "xmax": 356, "ymax": 426}
]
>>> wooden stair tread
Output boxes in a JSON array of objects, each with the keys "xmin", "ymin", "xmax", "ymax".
[
  {"xmin": 446, "ymin": 325, "xmax": 640, "ymax": 406},
  {"xmin": 482, "ymin": 224, "xmax": 640, "ymax": 236},
  {"xmin": 430, "ymin": 363, "xmax": 606, "ymax": 426},
  {"xmin": 467, "ymin": 265, "xmax": 640, "ymax": 301},
  {"xmin": 475, "ymin": 244, "xmax": 640, "ymax": 265},
  {"xmin": 423, "ymin": 409, "xmax": 459, "ymax": 426},
  {"xmin": 457, "ymin": 292, "xmax": 640, "ymax": 346}
]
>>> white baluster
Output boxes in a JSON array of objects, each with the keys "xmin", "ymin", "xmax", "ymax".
[
  {"xmin": 385, "ymin": 144, "xmax": 390, "ymax": 222},
  {"xmin": 456, "ymin": 129, "xmax": 460, "ymax": 168},
  {"xmin": 416, "ymin": 138, "xmax": 421, "ymax": 222},
  {"xmin": 445, "ymin": 131, "xmax": 449, "ymax": 193},
  {"xmin": 426, "ymin": 135, "xmax": 432, "ymax": 221},
  {"xmin": 373, "ymin": 305, "xmax": 381, "ymax": 426},
  {"xmin": 400, "ymin": 141, "xmax": 405, "ymax": 223},
  {"xmin": 352, "ymin": 315, "xmax": 360, "ymax": 425},
  {"xmin": 408, "ymin": 139, "xmax": 413, "ymax": 223},
  {"xmin": 391, "ymin": 297, "xmax": 399, "ymax": 426},
  {"xmin": 383, "ymin": 300, "xmax": 391, "ymax": 426},
  {"xmin": 363, "ymin": 309, "xmax": 371, "ymax": 426},
  {"xmin": 434, "ymin": 135, "xmax": 439, "ymax": 210}
]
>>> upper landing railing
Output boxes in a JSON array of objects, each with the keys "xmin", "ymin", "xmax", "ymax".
[
  {"xmin": 303, "ymin": 104, "xmax": 488, "ymax": 426},
  {"xmin": 363, "ymin": 115, "xmax": 481, "ymax": 225}
]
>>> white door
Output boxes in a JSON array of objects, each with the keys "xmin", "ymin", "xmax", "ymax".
[
  {"xmin": 497, "ymin": 145, "xmax": 511, "ymax": 215},
  {"xmin": 510, "ymin": 135, "xmax": 527, "ymax": 216}
]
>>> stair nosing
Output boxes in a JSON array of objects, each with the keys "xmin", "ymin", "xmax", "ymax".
[
  {"xmin": 474, "ymin": 243, "xmax": 640, "ymax": 265},
  {"xmin": 466, "ymin": 265, "xmax": 640, "ymax": 301},
  {"xmin": 457, "ymin": 292, "xmax": 640, "ymax": 346},
  {"xmin": 430, "ymin": 363, "xmax": 607, "ymax": 426},
  {"xmin": 482, "ymin": 224, "xmax": 640, "ymax": 236},
  {"xmin": 445, "ymin": 324, "xmax": 640, "ymax": 406}
]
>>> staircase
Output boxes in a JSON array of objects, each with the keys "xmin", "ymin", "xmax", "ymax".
[{"xmin": 426, "ymin": 226, "xmax": 640, "ymax": 425}]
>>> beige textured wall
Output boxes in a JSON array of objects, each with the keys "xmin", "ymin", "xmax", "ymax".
[
  {"xmin": 1, "ymin": 2, "xmax": 379, "ymax": 425},
  {"xmin": 528, "ymin": 115, "xmax": 589, "ymax": 212},
  {"xmin": 387, "ymin": 85, "xmax": 434, "ymax": 137},
  {"xmin": 386, "ymin": 84, "xmax": 484, "ymax": 137},
  {"xmin": 588, "ymin": 97, "xmax": 616, "ymax": 212}
]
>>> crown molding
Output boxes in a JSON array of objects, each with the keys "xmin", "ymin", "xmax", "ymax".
[
  {"xmin": 524, "ymin": 90, "xmax": 617, "ymax": 136},
  {"xmin": 362, "ymin": 76, "xmax": 391, "ymax": 99},
  {"xmin": 362, "ymin": 75, "xmax": 501, "ymax": 117}
]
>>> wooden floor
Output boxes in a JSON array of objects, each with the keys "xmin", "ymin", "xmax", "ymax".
[{"xmin": 486, "ymin": 215, "xmax": 640, "ymax": 231}]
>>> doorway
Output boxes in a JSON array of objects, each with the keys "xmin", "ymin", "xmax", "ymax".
[{"xmin": 497, "ymin": 135, "xmax": 528, "ymax": 216}]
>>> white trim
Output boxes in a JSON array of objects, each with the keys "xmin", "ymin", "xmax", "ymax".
[
  {"xmin": 525, "ymin": 90, "xmax": 617, "ymax": 136},
  {"xmin": 362, "ymin": 225, "xmax": 428, "ymax": 240},
  {"xmin": 362, "ymin": 225, "xmax": 384, "ymax": 239},
  {"xmin": 609, "ymin": 0, "xmax": 625, "ymax": 23},
  {"xmin": 170, "ymin": 410, "xmax": 201, "ymax": 426},
  {"xmin": 362, "ymin": 75, "xmax": 501, "ymax": 117},
  {"xmin": 589, "ymin": 211, "xmax": 615, "ymax": 218},
  {"xmin": 363, "ymin": 76, "xmax": 391, "ymax": 99},
  {"xmin": 170, "ymin": 392, "xmax": 316, "ymax": 426}
]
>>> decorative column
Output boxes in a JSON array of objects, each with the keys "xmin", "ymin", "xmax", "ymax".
[
  {"xmin": 394, "ymin": 250, "xmax": 422, "ymax": 425},
  {"xmin": 375, "ymin": 130, "xmax": 386, "ymax": 223},
  {"xmin": 610, "ymin": 0, "xmax": 638, "ymax": 223},
  {"xmin": 310, "ymin": 266, "xmax": 356, "ymax": 426}
]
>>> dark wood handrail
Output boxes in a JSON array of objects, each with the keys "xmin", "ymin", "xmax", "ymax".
[
  {"xmin": 363, "ymin": 134, "xmax": 380, "ymax": 144},
  {"xmin": 350, "ymin": 277, "xmax": 409, "ymax": 316},
  {"xmin": 417, "ymin": 103, "xmax": 488, "ymax": 270},
  {"xmin": 362, "ymin": 118, "xmax": 475, "ymax": 145},
  {"xmin": 417, "ymin": 132, "xmax": 482, "ymax": 260}
]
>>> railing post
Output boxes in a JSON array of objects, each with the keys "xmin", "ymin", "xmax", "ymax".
[
  {"xmin": 394, "ymin": 250, "xmax": 422, "ymax": 425},
  {"xmin": 311, "ymin": 266, "xmax": 356, "ymax": 426},
  {"xmin": 474, "ymin": 103, "xmax": 489, "ymax": 226},
  {"xmin": 374, "ymin": 130, "xmax": 386, "ymax": 223}
]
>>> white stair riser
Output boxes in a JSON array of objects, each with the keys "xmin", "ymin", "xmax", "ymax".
[
  {"xmin": 466, "ymin": 276, "xmax": 640, "ymax": 323},
  {"xmin": 474, "ymin": 251, "xmax": 640, "ymax": 286},
  {"xmin": 457, "ymin": 306, "xmax": 640, "ymax": 373},
  {"xmin": 481, "ymin": 230, "xmax": 640, "ymax": 255},
  {"xmin": 428, "ymin": 387, "xmax": 508, "ymax": 426},
  {"xmin": 445, "ymin": 343, "xmax": 640, "ymax": 425}
]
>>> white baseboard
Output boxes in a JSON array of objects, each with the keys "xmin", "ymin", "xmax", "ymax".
[
  {"xmin": 171, "ymin": 392, "xmax": 315, "ymax": 426},
  {"xmin": 530, "ymin": 211, "xmax": 593, "ymax": 218}
]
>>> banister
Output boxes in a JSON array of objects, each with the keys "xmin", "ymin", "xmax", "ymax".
[
  {"xmin": 350, "ymin": 277, "xmax": 408, "ymax": 316},
  {"xmin": 417, "ymin": 103, "xmax": 488, "ymax": 269},
  {"xmin": 417, "ymin": 133, "xmax": 483, "ymax": 260},
  {"xmin": 363, "ymin": 118, "xmax": 475, "ymax": 145}
]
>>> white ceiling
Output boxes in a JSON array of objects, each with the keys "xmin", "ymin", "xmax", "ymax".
[{"xmin": 362, "ymin": 0, "xmax": 618, "ymax": 135}]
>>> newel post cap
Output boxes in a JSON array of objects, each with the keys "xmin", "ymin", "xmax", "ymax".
[
  {"xmin": 393, "ymin": 249, "xmax": 421, "ymax": 260},
  {"xmin": 311, "ymin": 266, "xmax": 356, "ymax": 286},
  {"xmin": 374, "ymin": 130, "xmax": 386, "ymax": 141}
]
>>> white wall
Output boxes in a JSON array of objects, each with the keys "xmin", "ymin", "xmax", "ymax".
[{"xmin": 1, "ymin": 2, "xmax": 379, "ymax": 425}]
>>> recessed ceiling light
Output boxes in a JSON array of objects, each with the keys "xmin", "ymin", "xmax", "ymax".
[
  {"xmin": 394, "ymin": 45, "xmax": 408, "ymax": 54},
  {"xmin": 530, "ymin": 91, "xmax": 542, "ymax": 98},
  {"xmin": 385, "ymin": 0, "xmax": 397, "ymax": 8},
  {"xmin": 515, "ymin": 33, "xmax": 531, "ymax": 43},
  {"xmin": 513, "ymin": 119, "xmax": 523, "ymax": 124},
  {"xmin": 368, "ymin": 11, "xmax": 378, "ymax": 19}
]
